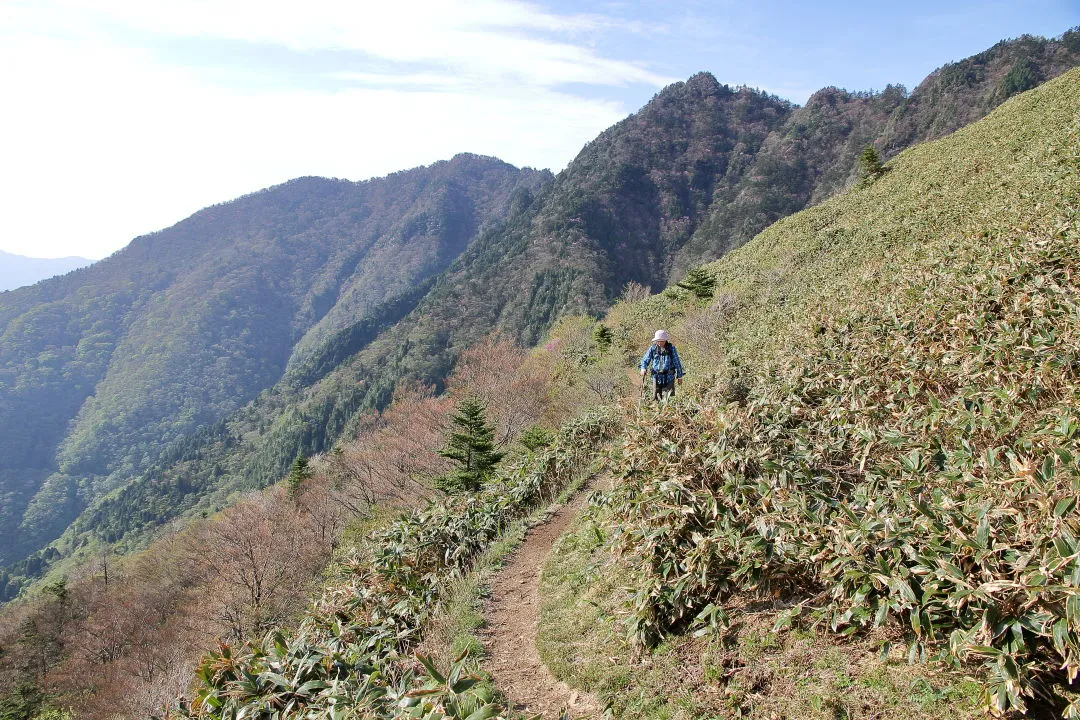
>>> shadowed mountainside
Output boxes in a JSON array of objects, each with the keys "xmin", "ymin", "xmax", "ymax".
[{"xmin": 0, "ymin": 155, "xmax": 549, "ymax": 568}]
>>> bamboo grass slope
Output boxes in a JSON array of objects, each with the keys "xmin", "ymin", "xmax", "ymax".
[
  {"xmin": 175, "ymin": 410, "xmax": 618, "ymax": 720},
  {"xmin": 602, "ymin": 69, "xmax": 1080, "ymax": 715}
]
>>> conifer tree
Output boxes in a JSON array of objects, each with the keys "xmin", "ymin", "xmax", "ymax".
[
  {"xmin": 676, "ymin": 267, "xmax": 717, "ymax": 299},
  {"xmin": 593, "ymin": 324, "xmax": 614, "ymax": 352},
  {"xmin": 858, "ymin": 145, "xmax": 886, "ymax": 186},
  {"xmin": 519, "ymin": 425, "xmax": 555, "ymax": 452},
  {"xmin": 436, "ymin": 398, "xmax": 504, "ymax": 493},
  {"xmin": 286, "ymin": 454, "xmax": 313, "ymax": 496}
]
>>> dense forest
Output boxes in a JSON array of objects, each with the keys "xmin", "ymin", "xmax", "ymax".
[
  {"xmin": 0, "ymin": 156, "xmax": 549, "ymax": 576},
  {"xmin": 1, "ymin": 29, "xmax": 1078, "ymax": 607}
]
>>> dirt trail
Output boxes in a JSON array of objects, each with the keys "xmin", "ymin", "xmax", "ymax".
[{"xmin": 481, "ymin": 489, "xmax": 602, "ymax": 719}]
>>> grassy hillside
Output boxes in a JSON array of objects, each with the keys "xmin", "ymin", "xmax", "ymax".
[
  {"xmin": 61, "ymin": 32, "xmax": 1080, "ymax": 564},
  {"xmin": 10, "ymin": 78, "xmax": 795, "ymax": 587},
  {"xmin": 541, "ymin": 66, "xmax": 1080, "ymax": 717},
  {"xmin": 3, "ymin": 56, "xmax": 1075, "ymax": 720},
  {"xmin": 160, "ymin": 65, "xmax": 1079, "ymax": 719}
]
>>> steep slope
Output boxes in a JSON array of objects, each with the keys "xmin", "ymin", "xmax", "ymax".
[
  {"xmin": 0, "ymin": 154, "xmax": 547, "ymax": 568},
  {"xmin": 4, "ymin": 30, "xmax": 1078, "ymax": 598},
  {"xmin": 0, "ymin": 251, "xmax": 93, "ymax": 292},
  {"xmin": 674, "ymin": 28, "xmax": 1080, "ymax": 272},
  {"xmin": 546, "ymin": 66, "xmax": 1080, "ymax": 718},
  {"xmin": 86, "ymin": 65, "xmax": 1080, "ymax": 720},
  {"xmin": 395, "ymin": 75, "xmax": 793, "ymax": 350},
  {"xmin": 19, "ymin": 77, "xmax": 793, "ymax": 574},
  {"xmin": 187, "ymin": 31, "xmax": 1079, "ymax": 521}
]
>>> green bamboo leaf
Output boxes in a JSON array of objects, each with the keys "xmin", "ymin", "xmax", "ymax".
[
  {"xmin": 451, "ymin": 677, "xmax": 479, "ymax": 694},
  {"xmin": 1067, "ymin": 596, "xmax": 1080, "ymax": 627},
  {"xmin": 296, "ymin": 679, "xmax": 330, "ymax": 695},
  {"xmin": 1053, "ymin": 619, "xmax": 1070, "ymax": 654},
  {"xmin": 1039, "ymin": 455, "xmax": 1056, "ymax": 482},
  {"xmin": 975, "ymin": 515, "xmax": 991, "ymax": 549},
  {"xmin": 415, "ymin": 654, "xmax": 447, "ymax": 685},
  {"xmin": 890, "ymin": 577, "xmax": 918, "ymax": 604},
  {"xmin": 262, "ymin": 672, "xmax": 291, "ymax": 689},
  {"xmin": 463, "ymin": 704, "xmax": 504, "ymax": 720}
]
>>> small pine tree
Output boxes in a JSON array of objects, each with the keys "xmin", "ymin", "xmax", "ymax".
[
  {"xmin": 676, "ymin": 267, "xmax": 717, "ymax": 299},
  {"xmin": 593, "ymin": 324, "xmax": 614, "ymax": 352},
  {"xmin": 287, "ymin": 453, "xmax": 313, "ymax": 496},
  {"xmin": 858, "ymin": 145, "xmax": 885, "ymax": 186},
  {"xmin": 436, "ymin": 398, "xmax": 504, "ymax": 493},
  {"xmin": 519, "ymin": 426, "xmax": 556, "ymax": 452}
]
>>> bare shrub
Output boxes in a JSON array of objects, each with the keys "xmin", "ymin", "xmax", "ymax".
[
  {"xmin": 583, "ymin": 355, "xmax": 632, "ymax": 403},
  {"xmin": 683, "ymin": 292, "xmax": 740, "ymax": 361},
  {"xmin": 446, "ymin": 335, "xmax": 553, "ymax": 447},
  {"xmin": 318, "ymin": 384, "xmax": 451, "ymax": 515},
  {"xmin": 620, "ymin": 281, "xmax": 652, "ymax": 303},
  {"xmin": 183, "ymin": 488, "xmax": 331, "ymax": 642}
]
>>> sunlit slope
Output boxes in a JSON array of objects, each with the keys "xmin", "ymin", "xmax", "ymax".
[
  {"xmin": 655, "ymin": 66, "xmax": 1079, "ymax": 374},
  {"xmin": 586, "ymin": 68, "xmax": 1080, "ymax": 715}
]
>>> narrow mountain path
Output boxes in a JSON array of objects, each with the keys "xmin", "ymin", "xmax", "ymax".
[{"xmin": 480, "ymin": 487, "xmax": 603, "ymax": 719}]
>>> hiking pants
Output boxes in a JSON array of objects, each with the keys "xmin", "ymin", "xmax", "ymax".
[{"xmin": 653, "ymin": 376, "xmax": 675, "ymax": 401}]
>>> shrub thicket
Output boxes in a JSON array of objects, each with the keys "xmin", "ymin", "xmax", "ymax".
[
  {"xmin": 177, "ymin": 410, "xmax": 618, "ymax": 719},
  {"xmin": 602, "ymin": 69, "xmax": 1080, "ymax": 716}
]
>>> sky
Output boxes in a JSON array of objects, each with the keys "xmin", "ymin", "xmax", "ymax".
[{"xmin": 0, "ymin": 0, "xmax": 1076, "ymax": 260}]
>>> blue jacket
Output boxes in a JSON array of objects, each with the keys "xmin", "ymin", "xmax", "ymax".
[{"xmin": 640, "ymin": 342, "xmax": 684, "ymax": 382}]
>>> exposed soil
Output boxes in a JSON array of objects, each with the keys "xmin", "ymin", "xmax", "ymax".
[{"xmin": 481, "ymin": 489, "xmax": 603, "ymax": 719}]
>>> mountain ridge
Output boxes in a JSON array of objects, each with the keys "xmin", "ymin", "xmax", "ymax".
[
  {"xmin": 1, "ymin": 29, "xmax": 1077, "ymax": 598},
  {"xmin": 0, "ymin": 250, "xmax": 93, "ymax": 293},
  {"xmin": 0, "ymin": 153, "xmax": 548, "ymax": 567},
  {"xmin": 1, "ymin": 37, "xmax": 1079, "ymax": 720}
]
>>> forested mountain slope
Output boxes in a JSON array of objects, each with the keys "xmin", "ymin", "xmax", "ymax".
[
  {"xmin": 674, "ymin": 28, "xmax": 1080, "ymax": 271},
  {"xmin": 0, "ymin": 154, "xmax": 547, "ymax": 568},
  {"xmin": 152, "ymin": 65, "xmax": 1080, "ymax": 720},
  {"xmin": 2, "ymin": 36, "xmax": 1079, "ymax": 720},
  {"xmin": 44, "ymin": 77, "xmax": 794, "ymax": 567},
  {"xmin": 2, "ymin": 30, "xmax": 1077, "ymax": 601}
]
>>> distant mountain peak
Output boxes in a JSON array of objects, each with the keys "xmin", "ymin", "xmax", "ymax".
[
  {"xmin": 0, "ymin": 250, "xmax": 93, "ymax": 292},
  {"xmin": 683, "ymin": 71, "xmax": 722, "ymax": 93},
  {"xmin": 651, "ymin": 71, "xmax": 727, "ymax": 103}
]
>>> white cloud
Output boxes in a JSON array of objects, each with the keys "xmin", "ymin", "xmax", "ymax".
[
  {"xmin": 329, "ymin": 72, "xmax": 476, "ymax": 89},
  {"xmin": 53, "ymin": 0, "xmax": 675, "ymax": 87},
  {"xmin": 0, "ymin": 1, "xmax": 671, "ymax": 259}
]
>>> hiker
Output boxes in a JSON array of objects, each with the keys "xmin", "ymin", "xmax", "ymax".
[{"xmin": 639, "ymin": 330, "xmax": 684, "ymax": 401}]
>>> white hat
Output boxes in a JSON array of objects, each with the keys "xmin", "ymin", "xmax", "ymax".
[{"xmin": 652, "ymin": 329, "xmax": 670, "ymax": 342}]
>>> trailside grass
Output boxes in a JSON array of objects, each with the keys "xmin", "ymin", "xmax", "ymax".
[
  {"xmin": 539, "ymin": 503, "xmax": 983, "ymax": 720},
  {"xmin": 540, "ymin": 68, "xmax": 1080, "ymax": 717}
]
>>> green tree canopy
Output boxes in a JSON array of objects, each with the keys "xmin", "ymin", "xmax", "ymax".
[
  {"xmin": 676, "ymin": 267, "xmax": 717, "ymax": 299},
  {"xmin": 857, "ymin": 145, "xmax": 886, "ymax": 186},
  {"xmin": 286, "ymin": 454, "xmax": 313, "ymax": 496},
  {"xmin": 436, "ymin": 398, "xmax": 504, "ymax": 493},
  {"xmin": 593, "ymin": 324, "xmax": 614, "ymax": 352}
]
